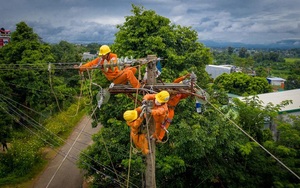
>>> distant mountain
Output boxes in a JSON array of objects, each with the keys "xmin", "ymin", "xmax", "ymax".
[
  {"xmin": 200, "ymin": 39, "xmax": 300, "ymax": 49},
  {"xmin": 275, "ymin": 39, "xmax": 300, "ymax": 48}
]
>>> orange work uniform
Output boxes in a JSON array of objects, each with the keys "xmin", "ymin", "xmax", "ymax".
[
  {"xmin": 143, "ymin": 94, "xmax": 168, "ymax": 141},
  {"xmin": 158, "ymin": 76, "xmax": 190, "ymax": 140},
  {"xmin": 80, "ymin": 53, "xmax": 140, "ymax": 88},
  {"xmin": 126, "ymin": 108, "xmax": 149, "ymax": 155}
]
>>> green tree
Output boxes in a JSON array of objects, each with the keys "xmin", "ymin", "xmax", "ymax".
[
  {"xmin": 255, "ymin": 66, "xmax": 269, "ymax": 77},
  {"xmin": 238, "ymin": 47, "xmax": 249, "ymax": 58},
  {"xmin": 227, "ymin": 46, "xmax": 234, "ymax": 55},
  {"xmin": 223, "ymin": 97, "xmax": 299, "ymax": 187},
  {"xmin": 0, "ymin": 22, "xmax": 78, "ymax": 116},
  {"xmin": 0, "ymin": 78, "xmax": 13, "ymax": 149},
  {"xmin": 271, "ymin": 114, "xmax": 300, "ymax": 186},
  {"xmin": 78, "ymin": 5, "xmax": 300, "ymax": 188},
  {"xmin": 112, "ymin": 4, "xmax": 212, "ymax": 85},
  {"xmin": 50, "ymin": 41, "xmax": 84, "ymax": 88},
  {"xmin": 285, "ymin": 75, "xmax": 300, "ymax": 90},
  {"xmin": 86, "ymin": 43, "xmax": 100, "ymax": 54},
  {"xmin": 233, "ymin": 56, "xmax": 254, "ymax": 73},
  {"xmin": 213, "ymin": 72, "xmax": 272, "ymax": 96},
  {"xmin": 0, "ymin": 22, "xmax": 80, "ymax": 182},
  {"xmin": 213, "ymin": 52, "xmax": 235, "ymax": 65},
  {"xmin": 284, "ymin": 59, "xmax": 300, "ymax": 89},
  {"xmin": 50, "ymin": 40, "xmax": 83, "ymax": 63},
  {"xmin": 78, "ymin": 4, "xmax": 213, "ymax": 187},
  {"xmin": 268, "ymin": 52, "xmax": 280, "ymax": 62}
]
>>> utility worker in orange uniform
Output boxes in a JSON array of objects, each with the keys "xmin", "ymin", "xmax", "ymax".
[
  {"xmin": 143, "ymin": 90, "xmax": 170, "ymax": 143},
  {"xmin": 76, "ymin": 45, "xmax": 141, "ymax": 88},
  {"xmin": 158, "ymin": 74, "xmax": 191, "ymax": 141},
  {"xmin": 123, "ymin": 108, "xmax": 149, "ymax": 155}
]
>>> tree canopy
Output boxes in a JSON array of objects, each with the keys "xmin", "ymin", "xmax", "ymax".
[
  {"xmin": 0, "ymin": 7, "xmax": 299, "ymax": 188},
  {"xmin": 112, "ymin": 4, "xmax": 212, "ymax": 86},
  {"xmin": 0, "ymin": 22, "xmax": 82, "ymax": 182},
  {"xmin": 78, "ymin": 5, "xmax": 300, "ymax": 188},
  {"xmin": 213, "ymin": 72, "xmax": 273, "ymax": 96}
]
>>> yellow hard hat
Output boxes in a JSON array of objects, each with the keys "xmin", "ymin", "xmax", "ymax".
[
  {"xmin": 123, "ymin": 110, "xmax": 138, "ymax": 122},
  {"xmin": 99, "ymin": 45, "xmax": 111, "ymax": 56},
  {"xmin": 155, "ymin": 90, "xmax": 170, "ymax": 103}
]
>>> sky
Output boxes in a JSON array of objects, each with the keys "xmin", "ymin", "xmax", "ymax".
[{"xmin": 1, "ymin": 0, "xmax": 300, "ymax": 45}]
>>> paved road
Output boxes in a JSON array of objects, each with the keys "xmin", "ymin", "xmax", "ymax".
[{"xmin": 33, "ymin": 116, "xmax": 101, "ymax": 188}]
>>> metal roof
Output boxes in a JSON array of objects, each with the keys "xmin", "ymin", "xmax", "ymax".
[
  {"xmin": 237, "ymin": 89, "xmax": 300, "ymax": 113},
  {"xmin": 267, "ymin": 77, "xmax": 286, "ymax": 81}
]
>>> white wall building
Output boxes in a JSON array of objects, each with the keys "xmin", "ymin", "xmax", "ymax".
[
  {"xmin": 267, "ymin": 77, "xmax": 286, "ymax": 89},
  {"xmin": 82, "ymin": 52, "xmax": 97, "ymax": 61},
  {"xmin": 205, "ymin": 65, "xmax": 238, "ymax": 79}
]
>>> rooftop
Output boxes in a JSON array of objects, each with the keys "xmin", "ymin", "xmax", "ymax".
[
  {"xmin": 237, "ymin": 89, "xmax": 300, "ymax": 113},
  {"xmin": 267, "ymin": 77, "xmax": 286, "ymax": 81}
]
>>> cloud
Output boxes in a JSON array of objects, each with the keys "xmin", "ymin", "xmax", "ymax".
[{"xmin": 2, "ymin": 0, "xmax": 300, "ymax": 44}]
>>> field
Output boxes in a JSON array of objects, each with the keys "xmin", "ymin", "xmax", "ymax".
[{"xmin": 270, "ymin": 58, "xmax": 300, "ymax": 79}]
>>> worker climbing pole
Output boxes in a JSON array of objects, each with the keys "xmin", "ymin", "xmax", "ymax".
[{"xmin": 106, "ymin": 54, "xmax": 206, "ymax": 188}]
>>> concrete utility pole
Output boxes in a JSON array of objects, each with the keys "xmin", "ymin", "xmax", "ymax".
[
  {"xmin": 145, "ymin": 55, "xmax": 157, "ymax": 188},
  {"xmin": 108, "ymin": 55, "xmax": 192, "ymax": 188}
]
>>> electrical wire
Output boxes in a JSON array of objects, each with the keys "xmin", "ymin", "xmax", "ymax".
[
  {"xmin": 45, "ymin": 112, "xmax": 90, "ymax": 188},
  {"xmin": 194, "ymin": 83, "xmax": 300, "ymax": 180},
  {"xmin": 0, "ymin": 94, "xmax": 140, "ymax": 187},
  {"xmin": 5, "ymin": 61, "xmax": 297, "ymax": 183},
  {"xmin": 0, "ymin": 63, "xmax": 98, "ymax": 71}
]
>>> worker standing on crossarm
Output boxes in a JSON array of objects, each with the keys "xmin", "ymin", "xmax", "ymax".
[
  {"xmin": 143, "ymin": 90, "xmax": 170, "ymax": 143},
  {"xmin": 75, "ymin": 45, "xmax": 140, "ymax": 88},
  {"xmin": 124, "ymin": 108, "xmax": 149, "ymax": 155},
  {"xmin": 159, "ymin": 74, "xmax": 191, "ymax": 141}
]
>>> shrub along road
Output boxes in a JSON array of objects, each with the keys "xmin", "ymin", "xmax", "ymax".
[{"xmin": 33, "ymin": 116, "xmax": 101, "ymax": 188}]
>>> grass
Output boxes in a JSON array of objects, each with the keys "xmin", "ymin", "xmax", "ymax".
[
  {"xmin": 269, "ymin": 58, "xmax": 300, "ymax": 79},
  {"xmin": 0, "ymin": 100, "xmax": 89, "ymax": 188},
  {"xmin": 270, "ymin": 70, "xmax": 290, "ymax": 79},
  {"xmin": 285, "ymin": 57, "xmax": 300, "ymax": 63},
  {"xmin": 0, "ymin": 160, "xmax": 47, "ymax": 188}
]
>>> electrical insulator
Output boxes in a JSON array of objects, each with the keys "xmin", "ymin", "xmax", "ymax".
[{"xmin": 196, "ymin": 100, "xmax": 202, "ymax": 113}]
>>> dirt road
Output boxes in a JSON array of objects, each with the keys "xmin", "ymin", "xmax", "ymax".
[{"xmin": 33, "ymin": 116, "xmax": 101, "ymax": 188}]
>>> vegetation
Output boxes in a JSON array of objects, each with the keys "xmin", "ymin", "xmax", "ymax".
[
  {"xmin": 213, "ymin": 72, "xmax": 272, "ymax": 96},
  {"xmin": 0, "ymin": 102, "xmax": 87, "ymax": 186},
  {"xmin": 77, "ymin": 4, "xmax": 300, "ymax": 188},
  {"xmin": 112, "ymin": 5, "xmax": 212, "ymax": 86},
  {"xmin": 0, "ymin": 4, "xmax": 299, "ymax": 188},
  {"xmin": 0, "ymin": 22, "xmax": 88, "ymax": 185},
  {"xmin": 212, "ymin": 47, "xmax": 300, "ymax": 90}
]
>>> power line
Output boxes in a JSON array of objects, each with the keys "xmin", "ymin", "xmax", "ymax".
[
  {"xmin": 0, "ymin": 62, "xmax": 89, "ymax": 71},
  {"xmin": 0, "ymin": 94, "xmax": 140, "ymax": 187},
  {"xmin": 194, "ymin": 83, "xmax": 300, "ymax": 181},
  {"xmin": 45, "ymin": 114, "xmax": 89, "ymax": 188}
]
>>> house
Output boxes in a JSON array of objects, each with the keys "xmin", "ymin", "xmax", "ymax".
[
  {"xmin": 82, "ymin": 52, "xmax": 97, "ymax": 61},
  {"xmin": 0, "ymin": 27, "xmax": 11, "ymax": 48},
  {"xmin": 267, "ymin": 77, "xmax": 286, "ymax": 90},
  {"xmin": 205, "ymin": 65, "xmax": 238, "ymax": 79}
]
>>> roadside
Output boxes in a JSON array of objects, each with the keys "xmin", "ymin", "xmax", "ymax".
[{"xmin": 32, "ymin": 115, "xmax": 101, "ymax": 188}]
